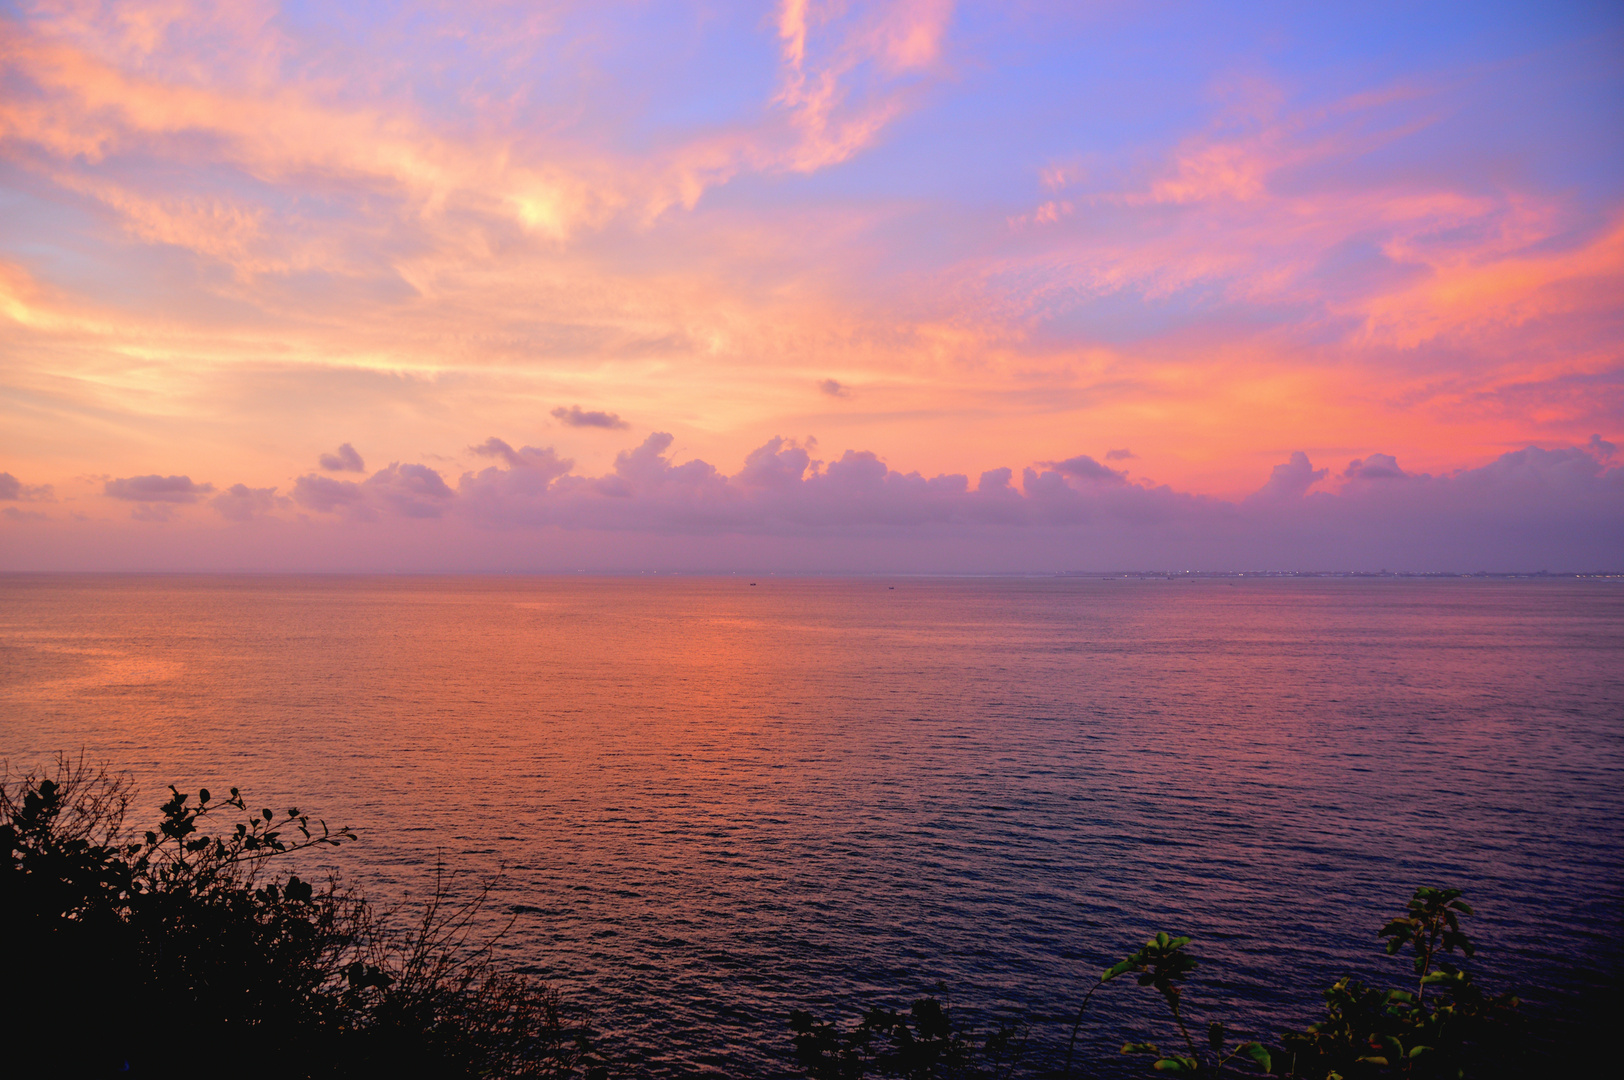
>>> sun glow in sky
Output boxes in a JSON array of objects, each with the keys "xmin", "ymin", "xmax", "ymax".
[{"xmin": 1, "ymin": 1, "xmax": 1620, "ymax": 570}]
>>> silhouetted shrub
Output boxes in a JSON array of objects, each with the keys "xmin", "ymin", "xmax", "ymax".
[
  {"xmin": 1274, "ymin": 887, "xmax": 1520, "ymax": 1079},
  {"xmin": 791, "ymin": 889, "xmax": 1520, "ymax": 1079},
  {"xmin": 0, "ymin": 755, "xmax": 607, "ymax": 1079},
  {"xmin": 790, "ymin": 986, "xmax": 1026, "ymax": 1079}
]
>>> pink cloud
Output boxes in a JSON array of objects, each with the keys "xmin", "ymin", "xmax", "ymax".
[
  {"xmin": 211, "ymin": 483, "xmax": 282, "ymax": 522},
  {"xmin": 108, "ymin": 431, "xmax": 1589, "ymax": 572},
  {"xmin": 0, "ymin": 3, "xmax": 1616, "ymax": 537},
  {"xmin": 6, "ymin": 434, "xmax": 1618, "ymax": 572},
  {"xmin": 772, "ymin": 0, "xmax": 954, "ymax": 171}
]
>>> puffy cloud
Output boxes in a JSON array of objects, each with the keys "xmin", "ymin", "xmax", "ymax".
[
  {"xmin": 1251, "ymin": 451, "xmax": 1327, "ymax": 501},
  {"xmin": 1104, "ymin": 449, "xmax": 1137, "ymax": 461},
  {"xmin": 1588, "ymin": 435, "xmax": 1617, "ymax": 461},
  {"xmin": 294, "ymin": 462, "xmax": 455, "ymax": 519},
  {"xmin": 736, "ymin": 437, "xmax": 812, "ymax": 489},
  {"xmin": 1342, "ymin": 453, "xmax": 1407, "ymax": 481},
  {"xmin": 1445, "ymin": 445, "xmax": 1613, "ymax": 497},
  {"xmin": 470, "ymin": 437, "xmax": 524, "ymax": 467},
  {"xmin": 318, "ymin": 443, "xmax": 365, "ymax": 473},
  {"xmin": 104, "ymin": 475, "xmax": 213, "ymax": 502},
  {"xmin": 550, "ymin": 406, "xmax": 628, "ymax": 430},
  {"xmin": 1044, "ymin": 455, "xmax": 1126, "ymax": 484},
  {"xmin": 977, "ymin": 468, "xmax": 1014, "ymax": 494},
  {"xmin": 294, "ymin": 474, "xmax": 366, "ymax": 515},
  {"xmin": 457, "ymin": 440, "xmax": 575, "ymax": 523},
  {"xmin": 363, "ymin": 463, "xmax": 455, "ymax": 519},
  {"xmin": 6, "ymin": 436, "xmax": 1621, "ymax": 570},
  {"xmin": 90, "ymin": 436, "xmax": 1621, "ymax": 564},
  {"xmin": 212, "ymin": 483, "xmax": 282, "ymax": 522},
  {"xmin": 458, "ymin": 433, "xmax": 1007, "ymax": 533},
  {"xmin": 612, "ymin": 433, "xmax": 722, "ymax": 491},
  {"xmin": 819, "ymin": 378, "xmax": 851, "ymax": 398},
  {"xmin": 0, "ymin": 472, "xmax": 54, "ymax": 501},
  {"xmin": 470, "ymin": 438, "xmax": 574, "ymax": 475}
]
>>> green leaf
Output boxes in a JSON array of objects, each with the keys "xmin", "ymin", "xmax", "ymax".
[
  {"xmin": 1105, "ymin": 956, "xmax": 1142, "ymax": 980},
  {"xmin": 1122, "ymin": 1042, "xmax": 1161, "ymax": 1055},
  {"xmin": 1240, "ymin": 1042, "xmax": 1272, "ymax": 1073},
  {"xmin": 1152, "ymin": 1058, "xmax": 1195, "ymax": 1074},
  {"xmin": 1409, "ymin": 1045, "xmax": 1432, "ymax": 1059}
]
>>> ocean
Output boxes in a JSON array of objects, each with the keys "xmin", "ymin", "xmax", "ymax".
[{"xmin": 2, "ymin": 574, "xmax": 1620, "ymax": 1075}]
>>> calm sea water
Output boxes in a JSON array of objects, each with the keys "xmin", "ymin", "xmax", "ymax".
[{"xmin": 2, "ymin": 574, "xmax": 1621, "ymax": 1075}]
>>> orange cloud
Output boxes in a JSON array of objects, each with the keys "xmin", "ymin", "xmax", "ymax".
[{"xmin": 0, "ymin": 5, "xmax": 1617, "ymax": 517}]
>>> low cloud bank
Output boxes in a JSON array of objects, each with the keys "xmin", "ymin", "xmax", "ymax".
[
  {"xmin": 105, "ymin": 475, "xmax": 213, "ymax": 503},
  {"xmin": 284, "ymin": 433, "xmax": 1617, "ymax": 570},
  {"xmin": 212, "ymin": 484, "xmax": 284, "ymax": 522},
  {"xmin": 293, "ymin": 463, "xmax": 455, "ymax": 520},
  {"xmin": 5, "ymin": 437, "xmax": 1620, "ymax": 571}
]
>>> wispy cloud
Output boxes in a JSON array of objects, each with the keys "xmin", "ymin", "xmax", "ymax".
[
  {"xmin": 0, "ymin": 2, "xmax": 1618, "ymax": 560},
  {"xmin": 773, "ymin": 0, "xmax": 953, "ymax": 170}
]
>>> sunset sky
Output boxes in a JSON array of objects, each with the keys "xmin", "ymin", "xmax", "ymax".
[{"xmin": 2, "ymin": 1, "xmax": 1620, "ymax": 571}]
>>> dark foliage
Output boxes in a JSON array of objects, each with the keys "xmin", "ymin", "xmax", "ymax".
[
  {"xmin": 0, "ymin": 755, "xmax": 608, "ymax": 1079},
  {"xmin": 1276, "ymin": 888, "xmax": 1520, "ymax": 1079},
  {"xmin": 793, "ymin": 891, "xmax": 1520, "ymax": 1079},
  {"xmin": 0, "ymin": 753, "xmax": 1525, "ymax": 1080},
  {"xmin": 790, "ymin": 986, "xmax": 1026, "ymax": 1080},
  {"xmin": 1100, "ymin": 931, "xmax": 1272, "ymax": 1076}
]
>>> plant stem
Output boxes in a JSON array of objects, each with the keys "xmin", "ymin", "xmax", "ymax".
[
  {"xmin": 1169, "ymin": 1000, "xmax": 1198, "ymax": 1063},
  {"xmin": 1063, "ymin": 977, "xmax": 1106, "ymax": 1078},
  {"xmin": 1417, "ymin": 913, "xmax": 1439, "ymax": 1004}
]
